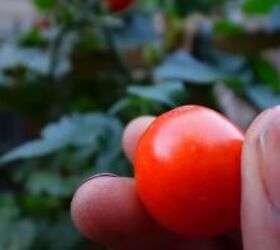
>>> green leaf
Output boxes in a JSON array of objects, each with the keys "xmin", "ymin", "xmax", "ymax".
[
  {"xmin": 33, "ymin": 213, "xmax": 82, "ymax": 250},
  {"xmin": 0, "ymin": 196, "xmax": 35, "ymax": 250},
  {"xmin": 32, "ymin": 0, "xmax": 55, "ymax": 11},
  {"xmin": 214, "ymin": 20, "xmax": 245, "ymax": 35},
  {"xmin": 0, "ymin": 113, "xmax": 123, "ymax": 166},
  {"xmin": 0, "ymin": 139, "xmax": 67, "ymax": 164},
  {"xmin": 0, "ymin": 219, "xmax": 35, "ymax": 250},
  {"xmin": 108, "ymin": 98, "xmax": 133, "ymax": 115},
  {"xmin": 41, "ymin": 114, "xmax": 102, "ymax": 147},
  {"xmin": 47, "ymin": 216, "xmax": 81, "ymax": 250},
  {"xmin": 154, "ymin": 50, "xmax": 225, "ymax": 84},
  {"xmin": 18, "ymin": 28, "xmax": 46, "ymax": 47},
  {"xmin": 250, "ymin": 56, "xmax": 280, "ymax": 93},
  {"xmin": 0, "ymin": 194, "xmax": 19, "ymax": 219},
  {"xmin": 94, "ymin": 116, "xmax": 123, "ymax": 171},
  {"xmin": 265, "ymin": 5, "xmax": 280, "ymax": 32},
  {"xmin": 242, "ymin": 0, "xmax": 280, "ymax": 14},
  {"xmin": 8, "ymin": 220, "xmax": 35, "ymax": 250},
  {"xmin": 113, "ymin": 11, "xmax": 156, "ymax": 49},
  {"xmin": 175, "ymin": 0, "xmax": 226, "ymax": 15},
  {"xmin": 22, "ymin": 196, "xmax": 63, "ymax": 215},
  {"xmin": 247, "ymin": 84, "xmax": 280, "ymax": 109},
  {"xmin": 0, "ymin": 44, "xmax": 70, "ymax": 76},
  {"xmin": 26, "ymin": 171, "xmax": 78, "ymax": 197},
  {"xmin": 128, "ymin": 81, "xmax": 185, "ymax": 106}
]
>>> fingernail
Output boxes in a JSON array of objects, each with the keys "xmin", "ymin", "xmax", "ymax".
[
  {"xmin": 81, "ymin": 173, "xmax": 118, "ymax": 185},
  {"xmin": 259, "ymin": 116, "xmax": 280, "ymax": 209}
]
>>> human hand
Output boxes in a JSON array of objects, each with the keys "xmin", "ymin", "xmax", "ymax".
[{"xmin": 71, "ymin": 106, "xmax": 280, "ymax": 250}]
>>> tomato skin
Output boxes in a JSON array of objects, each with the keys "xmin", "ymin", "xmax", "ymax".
[
  {"xmin": 135, "ymin": 105, "xmax": 244, "ymax": 238},
  {"xmin": 105, "ymin": 0, "xmax": 134, "ymax": 12}
]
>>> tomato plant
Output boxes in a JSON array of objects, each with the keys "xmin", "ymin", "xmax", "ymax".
[{"xmin": 135, "ymin": 105, "xmax": 244, "ymax": 237}]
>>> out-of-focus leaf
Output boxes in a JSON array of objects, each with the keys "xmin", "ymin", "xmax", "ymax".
[
  {"xmin": 41, "ymin": 113, "xmax": 122, "ymax": 147},
  {"xmin": 225, "ymin": 78, "xmax": 248, "ymax": 96},
  {"xmin": 0, "ymin": 113, "xmax": 123, "ymax": 166},
  {"xmin": 9, "ymin": 220, "xmax": 35, "ymax": 250},
  {"xmin": 0, "ymin": 219, "xmax": 35, "ymax": 250},
  {"xmin": 242, "ymin": 0, "xmax": 280, "ymax": 14},
  {"xmin": 250, "ymin": 56, "xmax": 280, "ymax": 92},
  {"xmin": 128, "ymin": 81, "xmax": 185, "ymax": 106},
  {"xmin": 26, "ymin": 171, "xmax": 78, "ymax": 197},
  {"xmin": 0, "ymin": 195, "xmax": 35, "ymax": 250},
  {"xmin": 0, "ymin": 139, "xmax": 67, "ymax": 164},
  {"xmin": 154, "ymin": 50, "xmax": 225, "ymax": 84},
  {"xmin": 195, "ymin": 24, "xmax": 246, "ymax": 73},
  {"xmin": 247, "ymin": 85, "xmax": 280, "ymax": 109},
  {"xmin": 0, "ymin": 194, "xmax": 18, "ymax": 216},
  {"xmin": 33, "ymin": 214, "xmax": 82, "ymax": 250},
  {"xmin": 0, "ymin": 45, "xmax": 70, "ymax": 77},
  {"xmin": 0, "ymin": 73, "xmax": 12, "ymax": 87},
  {"xmin": 113, "ymin": 11, "xmax": 156, "ymax": 48},
  {"xmin": 109, "ymin": 97, "xmax": 133, "ymax": 115},
  {"xmin": 48, "ymin": 215, "xmax": 81, "ymax": 250},
  {"xmin": 94, "ymin": 115, "xmax": 123, "ymax": 171},
  {"xmin": 22, "ymin": 196, "xmax": 63, "ymax": 215},
  {"xmin": 19, "ymin": 28, "xmax": 47, "ymax": 47},
  {"xmin": 265, "ymin": 4, "xmax": 280, "ymax": 32},
  {"xmin": 175, "ymin": 0, "xmax": 226, "ymax": 16},
  {"xmin": 41, "ymin": 114, "xmax": 101, "ymax": 147},
  {"xmin": 214, "ymin": 20, "xmax": 245, "ymax": 35},
  {"xmin": 208, "ymin": 50, "xmax": 246, "ymax": 73},
  {"xmin": 33, "ymin": 0, "xmax": 55, "ymax": 11}
]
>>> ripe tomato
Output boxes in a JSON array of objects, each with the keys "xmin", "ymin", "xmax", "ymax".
[
  {"xmin": 135, "ymin": 105, "xmax": 244, "ymax": 238},
  {"xmin": 105, "ymin": 0, "xmax": 134, "ymax": 12}
]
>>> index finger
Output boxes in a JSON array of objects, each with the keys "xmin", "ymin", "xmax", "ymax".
[{"xmin": 122, "ymin": 116, "xmax": 155, "ymax": 163}]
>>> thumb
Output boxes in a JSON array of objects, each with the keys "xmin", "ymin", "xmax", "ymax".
[{"xmin": 241, "ymin": 106, "xmax": 280, "ymax": 250}]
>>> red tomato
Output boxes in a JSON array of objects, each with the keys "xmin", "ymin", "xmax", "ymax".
[
  {"xmin": 105, "ymin": 0, "xmax": 134, "ymax": 12},
  {"xmin": 135, "ymin": 105, "xmax": 244, "ymax": 238}
]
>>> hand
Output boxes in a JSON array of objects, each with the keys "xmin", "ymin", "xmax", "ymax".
[{"xmin": 71, "ymin": 106, "xmax": 280, "ymax": 250}]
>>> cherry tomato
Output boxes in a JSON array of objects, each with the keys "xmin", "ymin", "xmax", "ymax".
[
  {"xmin": 105, "ymin": 0, "xmax": 134, "ymax": 12},
  {"xmin": 135, "ymin": 105, "xmax": 244, "ymax": 238}
]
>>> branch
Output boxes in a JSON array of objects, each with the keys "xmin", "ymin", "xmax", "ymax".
[{"xmin": 214, "ymin": 31, "xmax": 280, "ymax": 54}]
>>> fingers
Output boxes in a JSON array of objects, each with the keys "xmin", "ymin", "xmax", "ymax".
[
  {"xmin": 71, "ymin": 115, "xmax": 240, "ymax": 250},
  {"xmin": 70, "ymin": 176, "xmax": 180, "ymax": 250},
  {"xmin": 71, "ymin": 117, "xmax": 163, "ymax": 249},
  {"xmin": 122, "ymin": 116, "xmax": 155, "ymax": 162},
  {"xmin": 241, "ymin": 106, "xmax": 280, "ymax": 250}
]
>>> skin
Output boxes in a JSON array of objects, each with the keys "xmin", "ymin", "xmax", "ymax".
[{"xmin": 71, "ymin": 106, "xmax": 280, "ymax": 250}]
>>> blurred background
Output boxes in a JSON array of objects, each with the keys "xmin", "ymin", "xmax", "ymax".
[{"xmin": 0, "ymin": 0, "xmax": 279, "ymax": 249}]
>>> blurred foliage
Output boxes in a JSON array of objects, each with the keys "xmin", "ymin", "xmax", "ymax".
[
  {"xmin": 0, "ymin": 0, "xmax": 280, "ymax": 249},
  {"xmin": 242, "ymin": 0, "xmax": 280, "ymax": 14}
]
